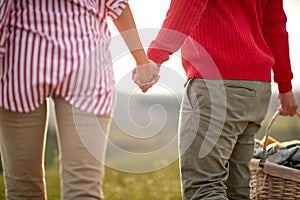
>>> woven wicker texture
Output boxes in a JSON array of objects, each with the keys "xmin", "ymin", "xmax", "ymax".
[
  {"xmin": 250, "ymin": 112, "xmax": 300, "ymax": 200},
  {"xmin": 250, "ymin": 159, "xmax": 300, "ymax": 200},
  {"xmin": 250, "ymin": 165, "xmax": 300, "ymax": 200}
]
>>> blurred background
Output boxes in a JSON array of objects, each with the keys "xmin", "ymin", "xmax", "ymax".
[{"xmin": 1, "ymin": 0, "xmax": 300, "ymax": 199}]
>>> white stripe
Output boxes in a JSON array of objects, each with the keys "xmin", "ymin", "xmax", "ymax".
[
  {"xmin": 38, "ymin": 38, "xmax": 48, "ymax": 101},
  {"xmin": 17, "ymin": 29, "xmax": 28, "ymax": 111},
  {"xmin": 60, "ymin": 1, "xmax": 72, "ymax": 97},
  {"xmin": 55, "ymin": 0, "xmax": 65, "ymax": 95},
  {"xmin": 25, "ymin": 34, "xmax": 35, "ymax": 111},
  {"xmin": 2, "ymin": 57, "xmax": 8, "ymax": 109}
]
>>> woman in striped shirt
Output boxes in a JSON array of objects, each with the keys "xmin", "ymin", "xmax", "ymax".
[{"xmin": 0, "ymin": 0, "xmax": 158, "ymax": 199}]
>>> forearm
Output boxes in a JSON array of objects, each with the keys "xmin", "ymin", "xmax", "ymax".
[{"xmin": 112, "ymin": 5, "xmax": 148, "ymax": 65}]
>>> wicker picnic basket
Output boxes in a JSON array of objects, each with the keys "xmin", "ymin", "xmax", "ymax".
[{"xmin": 250, "ymin": 111, "xmax": 300, "ymax": 200}]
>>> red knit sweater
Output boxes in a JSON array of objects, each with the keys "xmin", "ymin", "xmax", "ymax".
[{"xmin": 147, "ymin": 0, "xmax": 293, "ymax": 93}]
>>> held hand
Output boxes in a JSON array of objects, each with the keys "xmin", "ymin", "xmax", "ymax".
[
  {"xmin": 132, "ymin": 60, "xmax": 160, "ymax": 93},
  {"xmin": 277, "ymin": 91, "xmax": 299, "ymax": 116}
]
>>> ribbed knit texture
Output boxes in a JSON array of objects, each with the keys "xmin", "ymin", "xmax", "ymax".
[{"xmin": 147, "ymin": 0, "xmax": 293, "ymax": 93}]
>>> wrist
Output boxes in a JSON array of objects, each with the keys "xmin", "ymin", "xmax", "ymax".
[
  {"xmin": 132, "ymin": 50, "xmax": 148, "ymax": 66},
  {"xmin": 136, "ymin": 59, "xmax": 149, "ymax": 66}
]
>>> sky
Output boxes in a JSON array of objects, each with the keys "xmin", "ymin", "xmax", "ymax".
[{"xmin": 109, "ymin": 0, "xmax": 300, "ymax": 93}]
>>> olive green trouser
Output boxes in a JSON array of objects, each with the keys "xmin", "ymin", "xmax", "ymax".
[
  {"xmin": 0, "ymin": 97, "xmax": 111, "ymax": 200},
  {"xmin": 179, "ymin": 79, "xmax": 271, "ymax": 200}
]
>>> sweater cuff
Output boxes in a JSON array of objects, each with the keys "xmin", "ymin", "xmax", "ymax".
[
  {"xmin": 278, "ymin": 81, "xmax": 292, "ymax": 93},
  {"xmin": 147, "ymin": 48, "xmax": 170, "ymax": 65}
]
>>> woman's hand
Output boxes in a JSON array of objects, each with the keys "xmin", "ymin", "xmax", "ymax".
[{"xmin": 132, "ymin": 60, "xmax": 160, "ymax": 93}]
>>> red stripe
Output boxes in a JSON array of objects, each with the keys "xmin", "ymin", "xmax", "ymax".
[
  {"xmin": 97, "ymin": 78, "xmax": 108, "ymax": 115},
  {"xmin": 4, "ymin": 48, "xmax": 10, "ymax": 111},
  {"xmin": 101, "ymin": 66, "xmax": 109, "ymax": 113},
  {"xmin": 103, "ymin": 21, "xmax": 109, "ymax": 39},
  {"xmin": 0, "ymin": 0, "xmax": 11, "ymax": 29},
  {"xmin": 52, "ymin": 1, "xmax": 59, "ymax": 95},
  {"xmin": 107, "ymin": 7, "xmax": 119, "ymax": 18},
  {"xmin": 89, "ymin": 47, "xmax": 102, "ymax": 113},
  {"xmin": 108, "ymin": 0, "xmax": 118, "ymax": 7},
  {"xmin": 18, "ymin": 2, "xmax": 29, "ymax": 111},
  {"xmin": 81, "ymin": 10, "xmax": 98, "ymax": 111},
  {"xmin": 48, "ymin": 0, "xmax": 55, "ymax": 97},
  {"xmin": 77, "ymin": 7, "xmax": 91, "ymax": 109},
  {"xmin": 90, "ymin": 10, "xmax": 97, "ymax": 50},
  {"xmin": 32, "ymin": 0, "xmax": 41, "ymax": 106},
  {"xmin": 78, "ymin": 70, "xmax": 93, "ymax": 110},
  {"xmin": 103, "ymin": 92, "xmax": 112, "ymax": 115},
  {"xmin": 57, "ymin": 1, "xmax": 66, "ymax": 95},
  {"xmin": 80, "ymin": 46, "xmax": 97, "ymax": 111},
  {"xmin": 1, "ymin": 57, "xmax": 5, "ymax": 107},
  {"xmin": 23, "ymin": 0, "xmax": 34, "ymax": 110},
  {"xmin": 90, "ymin": 15, "xmax": 103, "ymax": 112},
  {"xmin": 28, "ymin": 25, "xmax": 37, "ymax": 108},
  {"xmin": 0, "ymin": 0, "xmax": 11, "ymax": 108},
  {"xmin": 62, "ymin": 1, "xmax": 74, "ymax": 97},
  {"xmin": 10, "ymin": 1, "xmax": 19, "ymax": 111},
  {"xmin": 103, "ymin": 68, "xmax": 111, "ymax": 114},
  {"xmin": 42, "ymin": 0, "xmax": 49, "ymax": 99},
  {"xmin": 71, "ymin": 2, "xmax": 84, "ymax": 106}
]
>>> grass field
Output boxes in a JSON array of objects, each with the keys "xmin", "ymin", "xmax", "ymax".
[{"xmin": 0, "ymin": 161, "xmax": 181, "ymax": 200}]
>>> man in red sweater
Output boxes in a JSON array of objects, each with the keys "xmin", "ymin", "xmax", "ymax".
[{"xmin": 133, "ymin": 0, "xmax": 298, "ymax": 199}]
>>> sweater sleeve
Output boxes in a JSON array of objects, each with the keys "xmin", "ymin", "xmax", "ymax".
[
  {"xmin": 263, "ymin": 0, "xmax": 293, "ymax": 93},
  {"xmin": 147, "ymin": 0, "xmax": 208, "ymax": 65}
]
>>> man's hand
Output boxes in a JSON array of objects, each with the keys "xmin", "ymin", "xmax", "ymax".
[
  {"xmin": 132, "ymin": 60, "xmax": 160, "ymax": 93},
  {"xmin": 278, "ymin": 91, "xmax": 298, "ymax": 116}
]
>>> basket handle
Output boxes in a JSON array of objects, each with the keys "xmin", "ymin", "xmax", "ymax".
[{"xmin": 259, "ymin": 111, "xmax": 300, "ymax": 167}]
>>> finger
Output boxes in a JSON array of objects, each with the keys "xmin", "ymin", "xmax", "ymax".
[
  {"xmin": 134, "ymin": 79, "xmax": 142, "ymax": 85},
  {"xmin": 142, "ymin": 88, "xmax": 148, "ymax": 93},
  {"xmin": 152, "ymin": 75, "xmax": 160, "ymax": 83},
  {"xmin": 133, "ymin": 72, "xmax": 142, "ymax": 85},
  {"xmin": 278, "ymin": 106, "xmax": 296, "ymax": 117},
  {"xmin": 140, "ymin": 84, "xmax": 153, "ymax": 93},
  {"xmin": 132, "ymin": 68, "xmax": 137, "ymax": 80},
  {"xmin": 140, "ymin": 85, "xmax": 150, "ymax": 93},
  {"xmin": 278, "ymin": 106, "xmax": 288, "ymax": 116},
  {"xmin": 137, "ymin": 75, "xmax": 159, "ymax": 86},
  {"xmin": 145, "ymin": 75, "xmax": 160, "ymax": 85}
]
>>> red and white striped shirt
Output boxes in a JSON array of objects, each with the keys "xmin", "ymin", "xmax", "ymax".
[{"xmin": 0, "ymin": 0, "xmax": 128, "ymax": 114}]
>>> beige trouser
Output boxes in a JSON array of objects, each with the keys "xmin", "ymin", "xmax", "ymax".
[
  {"xmin": 0, "ymin": 97, "xmax": 111, "ymax": 200},
  {"xmin": 179, "ymin": 79, "xmax": 271, "ymax": 200}
]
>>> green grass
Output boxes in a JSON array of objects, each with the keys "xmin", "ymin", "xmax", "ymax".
[
  {"xmin": 0, "ymin": 161, "xmax": 181, "ymax": 200},
  {"xmin": 103, "ymin": 162, "xmax": 181, "ymax": 200},
  {"xmin": 45, "ymin": 167, "xmax": 60, "ymax": 200},
  {"xmin": 0, "ymin": 175, "xmax": 4, "ymax": 200}
]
